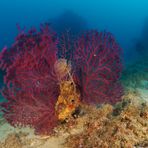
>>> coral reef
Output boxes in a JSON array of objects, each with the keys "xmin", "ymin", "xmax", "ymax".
[
  {"xmin": 65, "ymin": 93, "xmax": 148, "ymax": 148},
  {"xmin": 0, "ymin": 24, "xmax": 123, "ymax": 135}
]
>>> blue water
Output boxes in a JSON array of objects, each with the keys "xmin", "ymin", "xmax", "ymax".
[{"xmin": 0, "ymin": 0, "xmax": 148, "ymax": 62}]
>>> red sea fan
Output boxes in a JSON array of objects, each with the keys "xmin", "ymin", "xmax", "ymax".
[
  {"xmin": 0, "ymin": 25, "xmax": 124, "ymax": 135},
  {"xmin": 1, "ymin": 89, "xmax": 58, "ymax": 135},
  {"xmin": 0, "ymin": 25, "xmax": 59, "ymax": 135},
  {"xmin": 74, "ymin": 31, "xmax": 123, "ymax": 104}
]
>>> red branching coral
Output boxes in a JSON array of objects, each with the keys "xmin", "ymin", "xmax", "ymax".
[
  {"xmin": 73, "ymin": 31, "xmax": 123, "ymax": 104},
  {"xmin": 0, "ymin": 25, "xmax": 59, "ymax": 135},
  {"xmin": 0, "ymin": 25, "xmax": 123, "ymax": 135}
]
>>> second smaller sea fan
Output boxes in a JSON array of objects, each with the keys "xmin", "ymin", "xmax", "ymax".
[{"xmin": 74, "ymin": 31, "xmax": 123, "ymax": 104}]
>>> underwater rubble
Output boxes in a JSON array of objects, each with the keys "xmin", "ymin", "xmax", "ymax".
[{"xmin": 65, "ymin": 90, "xmax": 148, "ymax": 148}]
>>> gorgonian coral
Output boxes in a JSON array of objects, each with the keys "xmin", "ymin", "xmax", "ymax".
[
  {"xmin": 0, "ymin": 25, "xmax": 59, "ymax": 135},
  {"xmin": 0, "ymin": 25, "xmax": 123, "ymax": 135},
  {"xmin": 73, "ymin": 31, "xmax": 123, "ymax": 104}
]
